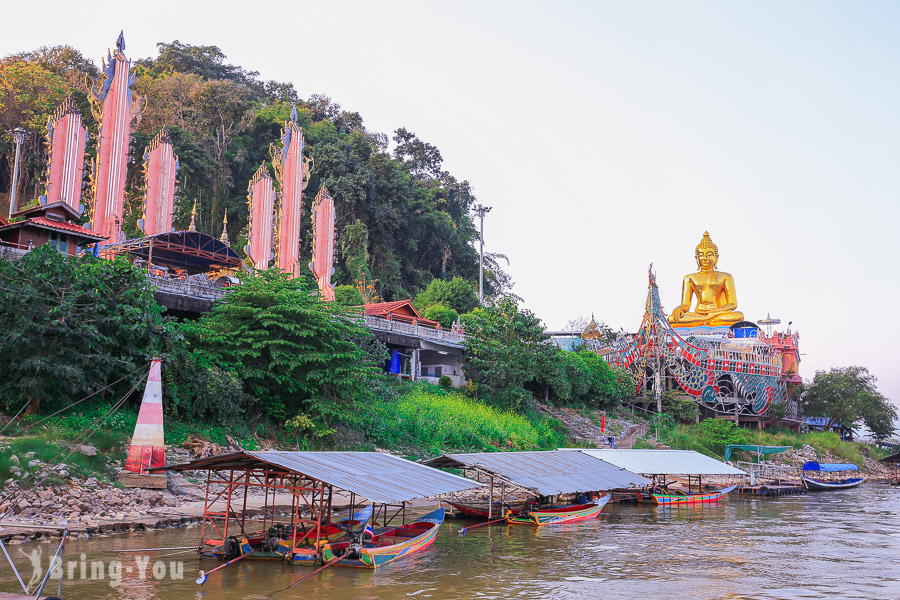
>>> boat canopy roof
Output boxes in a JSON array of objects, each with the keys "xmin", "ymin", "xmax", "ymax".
[
  {"xmin": 423, "ymin": 450, "xmax": 649, "ymax": 496},
  {"xmin": 802, "ymin": 461, "xmax": 859, "ymax": 472},
  {"xmin": 151, "ymin": 451, "xmax": 483, "ymax": 504},
  {"xmin": 877, "ymin": 451, "xmax": 900, "ymax": 464},
  {"xmin": 724, "ymin": 444, "xmax": 792, "ymax": 462},
  {"xmin": 577, "ymin": 449, "xmax": 747, "ymax": 476}
]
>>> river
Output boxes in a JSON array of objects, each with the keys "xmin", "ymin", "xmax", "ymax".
[{"xmin": 3, "ymin": 484, "xmax": 898, "ymax": 599}]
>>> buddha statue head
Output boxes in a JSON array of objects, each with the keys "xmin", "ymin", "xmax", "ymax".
[{"xmin": 695, "ymin": 231, "xmax": 718, "ymax": 270}]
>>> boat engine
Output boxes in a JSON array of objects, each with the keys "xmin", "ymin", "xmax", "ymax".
[{"xmin": 224, "ymin": 536, "xmax": 241, "ymax": 561}]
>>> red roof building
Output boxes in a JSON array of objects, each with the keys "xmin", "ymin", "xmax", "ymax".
[
  {"xmin": 0, "ymin": 201, "xmax": 106, "ymax": 256},
  {"xmin": 363, "ymin": 300, "xmax": 441, "ymax": 329}
]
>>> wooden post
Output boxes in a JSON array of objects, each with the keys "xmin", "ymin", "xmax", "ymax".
[
  {"xmin": 240, "ymin": 471, "xmax": 250, "ymax": 535},
  {"xmin": 223, "ymin": 469, "xmax": 233, "ymax": 541},
  {"xmin": 289, "ymin": 475, "xmax": 298, "ymax": 557},
  {"xmin": 489, "ymin": 476, "xmax": 494, "ymax": 519}
]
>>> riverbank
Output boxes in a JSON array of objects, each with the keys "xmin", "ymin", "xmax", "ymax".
[{"xmin": 0, "ymin": 398, "xmax": 894, "ymax": 544}]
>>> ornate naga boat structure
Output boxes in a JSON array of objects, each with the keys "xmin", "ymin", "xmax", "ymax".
[{"xmin": 603, "ymin": 233, "xmax": 799, "ymax": 420}]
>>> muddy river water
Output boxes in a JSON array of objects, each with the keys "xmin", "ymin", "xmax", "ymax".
[{"xmin": 3, "ymin": 484, "xmax": 898, "ymax": 599}]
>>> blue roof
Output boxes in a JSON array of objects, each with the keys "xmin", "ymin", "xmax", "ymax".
[{"xmin": 802, "ymin": 461, "xmax": 859, "ymax": 472}]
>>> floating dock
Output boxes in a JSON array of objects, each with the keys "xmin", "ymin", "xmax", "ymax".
[{"xmin": 735, "ymin": 483, "xmax": 806, "ymax": 496}]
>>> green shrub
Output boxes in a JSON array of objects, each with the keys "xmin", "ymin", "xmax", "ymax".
[
  {"xmin": 334, "ymin": 285, "xmax": 364, "ymax": 306},
  {"xmin": 692, "ymin": 418, "xmax": 748, "ymax": 454},
  {"xmin": 438, "ymin": 375, "xmax": 453, "ymax": 390},
  {"xmin": 661, "ymin": 392, "xmax": 699, "ymax": 423},
  {"xmin": 424, "ymin": 303, "xmax": 459, "ymax": 329}
]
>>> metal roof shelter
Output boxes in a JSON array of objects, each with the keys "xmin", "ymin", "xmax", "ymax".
[
  {"xmin": 423, "ymin": 450, "xmax": 649, "ymax": 495},
  {"xmin": 153, "ymin": 451, "xmax": 482, "ymax": 566},
  {"xmin": 576, "ymin": 449, "xmax": 746, "ymax": 476},
  {"xmin": 99, "ymin": 231, "xmax": 243, "ymax": 274},
  {"xmin": 156, "ymin": 450, "xmax": 482, "ymax": 503}
]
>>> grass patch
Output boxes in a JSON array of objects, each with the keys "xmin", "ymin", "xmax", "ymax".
[{"xmin": 352, "ymin": 387, "xmax": 568, "ymax": 458}]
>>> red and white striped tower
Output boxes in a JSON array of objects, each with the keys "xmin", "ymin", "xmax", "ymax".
[
  {"xmin": 89, "ymin": 31, "xmax": 135, "ymax": 244},
  {"xmin": 44, "ymin": 97, "xmax": 88, "ymax": 212},
  {"xmin": 139, "ymin": 128, "xmax": 179, "ymax": 236},
  {"xmin": 124, "ymin": 358, "xmax": 165, "ymax": 473},
  {"xmin": 309, "ymin": 185, "xmax": 336, "ymax": 301},
  {"xmin": 274, "ymin": 106, "xmax": 310, "ymax": 277},
  {"xmin": 245, "ymin": 163, "xmax": 275, "ymax": 271}
]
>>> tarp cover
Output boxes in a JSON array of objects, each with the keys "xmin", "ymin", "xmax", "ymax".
[
  {"xmin": 725, "ymin": 445, "xmax": 792, "ymax": 462},
  {"xmin": 802, "ymin": 461, "xmax": 859, "ymax": 472}
]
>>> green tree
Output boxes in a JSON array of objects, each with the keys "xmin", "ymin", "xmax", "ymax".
[
  {"xmin": 462, "ymin": 297, "xmax": 552, "ymax": 410},
  {"xmin": 424, "ymin": 303, "xmax": 458, "ymax": 328},
  {"xmin": 414, "ymin": 276, "xmax": 478, "ymax": 314},
  {"xmin": 0, "ymin": 246, "xmax": 173, "ymax": 415},
  {"xmin": 181, "ymin": 270, "xmax": 383, "ymax": 421},
  {"xmin": 544, "ymin": 350, "xmax": 631, "ymax": 409},
  {"xmin": 334, "ymin": 284, "xmax": 364, "ymax": 306},
  {"xmin": 800, "ymin": 366, "xmax": 897, "ymax": 440},
  {"xmin": 693, "ymin": 418, "xmax": 748, "ymax": 455},
  {"xmin": 661, "ymin": 391, "xmax": 700, "ymax": 423}
]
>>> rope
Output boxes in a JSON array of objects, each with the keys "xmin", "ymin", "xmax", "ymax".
[
  {"xmin": 0, "ymin": 401, "xmax": 29, "ymax": 435},
  {"xmin": 0, "ymin": 372, "xmax": 144, "ymax": 518},
  {"xmin": 11, "ymin": 362, "xmax": 149, "ymax": 436}
]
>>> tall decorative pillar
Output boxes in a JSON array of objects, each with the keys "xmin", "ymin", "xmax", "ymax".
[
  {"xmin": 139, "ymin": 128, "xmax": 178, "ymax": 236},
  {"xmin": 88, "ymin": 31, "xmax": 136, "ymax": 243},
  {"xmin": 273, "ymin": 107, "xmax": 311, "ymax": 277},
  {"xmin": 309, "ymin": 185, "xmax": 336, "ymax": 300},
  {"xmin": 44, "ymin": 97, "xmax": 88, "ymax": 212},
  {"xmin": 245, "ymin": 163, "xmax": 275, "ymax": 270}
]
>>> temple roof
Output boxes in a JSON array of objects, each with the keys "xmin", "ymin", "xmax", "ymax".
[{"xmin": 10, "ymin": 201, "xmax": 81, "ymax": 220}]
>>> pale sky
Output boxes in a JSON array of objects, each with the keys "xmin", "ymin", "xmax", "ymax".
[{"xmin": 4, "ymin": 1, "xmax": 900, "ymax": 407}]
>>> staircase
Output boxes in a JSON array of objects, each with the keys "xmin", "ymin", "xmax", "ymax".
[{"xmin": 540, "ymin": 406, "xmax": 611, "ymax": 448}]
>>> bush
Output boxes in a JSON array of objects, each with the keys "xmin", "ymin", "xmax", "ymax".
[
  {"xmin": 334, "ymin": 285, "xmax": 364, "ymax": 306},
  {"xmin": 424, "ymin": 303, "xmax": 459, "ymax": 329},
  {"xmin": 163, "ymin": 352, "xmax": 255, "ymax": 425},
  {"xmin": 414, "ymin": 277, "xmax": 478, "ymax": 314},
  {"xmin": 438, "ymin": 375, "xmax": 453, "ymax": 390},
  {"xmin": 692, "ymin": 418, "xmax": 748, "ymax": 454},
  {"xmin": 661, "ymin": 392, "xmax": 699, "ymax": 423}
]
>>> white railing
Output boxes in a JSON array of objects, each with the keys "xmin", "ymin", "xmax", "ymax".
[
  {"xmin": 735, "ymin": 461, "xmax": 802, "ymax": 484},
  {"xmin": 147, "ymin": 275, "xmax": 227, "ymax": 301},
  {"xmin": 364, "ymin": 315, "xmax": 466, "ymax": 345},
  {"xmin": 0, "ymin": 244, "xmax": 28, "ymax": 261}
]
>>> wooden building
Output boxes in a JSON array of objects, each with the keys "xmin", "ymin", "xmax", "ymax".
[{"xmin": 0, "ymin": 201, "xmax": 105, "ymax": 256}]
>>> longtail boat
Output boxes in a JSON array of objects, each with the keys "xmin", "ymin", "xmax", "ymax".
[
  {"xmin": 320, "ymin": 507, "xmax": 445, "ymax": 568},
  {"xmin": 506, "ymin": 495, "xmax": 611, "ymax": 526},
  {"xmin": 651, "ymin": 485, "xmax": 735, "ymax": 505},
  {"xmin": 802, "ymin": 461, "xmax": 864, "ymax": 491}
]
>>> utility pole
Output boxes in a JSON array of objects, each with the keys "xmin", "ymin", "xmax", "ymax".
[
  {"xmin": 473, "ymin": 204, "xmax": 492, "ymax": 304},
  {"xmin": 7, "ymin": 127, "xmax": 30, "ymax": 219}
]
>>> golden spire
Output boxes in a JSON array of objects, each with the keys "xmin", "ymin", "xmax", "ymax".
[
  {"xmin": 188, "ymin": 199, "xmax": 197, "ymax": 231},
  {"xmin": 220, "ymin": 211, "xmax": 230, "ymax": 247}
]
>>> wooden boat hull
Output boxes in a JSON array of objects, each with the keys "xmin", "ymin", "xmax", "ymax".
[
  {"xmin": 321, "ymin": 507, "xmax": 444, "ymax": 569},
  {"xmin": 507, "ymin": 495, "xmax": 610, "ymax": 526},
  {"xmin": 802, "ymin": 476, "xmax": 864, "ymax": 491},
  {"xmin": 652, "ymin": 485, "xmax": 736, "ymax": 505}
]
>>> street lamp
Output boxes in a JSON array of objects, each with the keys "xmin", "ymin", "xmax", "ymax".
[
  {"xmin": 7, "ymin": 127, "xmax": 31, "ymax": 219},
  {"xmin": 473, "ymin": 204, "xmax": 492, "ymax": 304}
]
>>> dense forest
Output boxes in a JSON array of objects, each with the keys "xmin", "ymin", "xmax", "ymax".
[{"xmin": 0, "ymin": 40, "xmax": 511, "ymax": 300}]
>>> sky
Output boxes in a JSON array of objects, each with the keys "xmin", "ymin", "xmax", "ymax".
[{"xmin": 4, "ymin": 0, "xmax": 900, "ymax": 407}]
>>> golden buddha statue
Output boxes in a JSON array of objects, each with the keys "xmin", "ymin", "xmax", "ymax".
[{"xmin": 667, "ymin": 232, "xmax": 744, "ymax": 328}]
